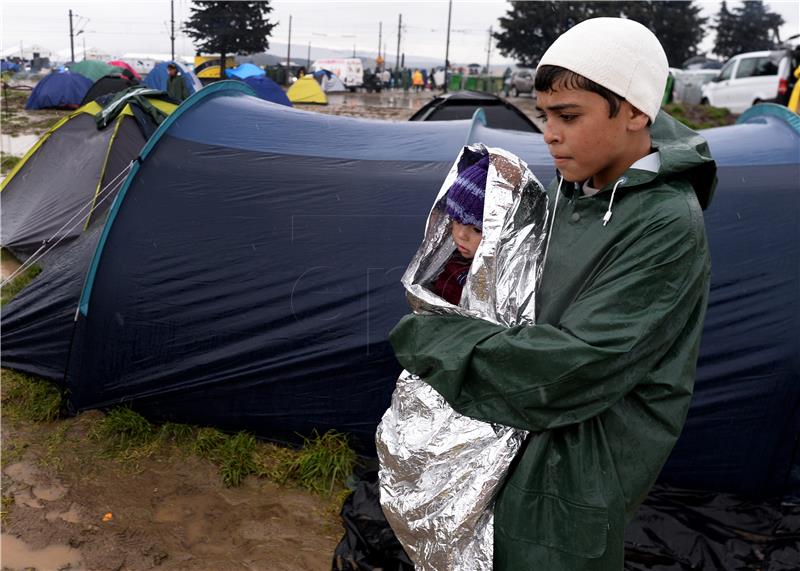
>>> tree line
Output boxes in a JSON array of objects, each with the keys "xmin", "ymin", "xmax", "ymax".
[
  {"xmin": 181, "ymin": 1, "xmax": 788, "ymax": 73},
  {"xmin": 494, "ymin": 0, "xmax": 787, "ymax": 68}
]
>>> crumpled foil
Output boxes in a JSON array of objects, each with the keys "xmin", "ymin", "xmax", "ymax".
[{"xmin": 376, "ymin": 144, "xmax": 550, "ymax": 570}]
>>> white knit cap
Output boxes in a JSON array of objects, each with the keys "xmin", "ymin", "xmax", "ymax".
[{"xmin": 537, "ymin": 18, "xmax": 668, "ymax": 123}]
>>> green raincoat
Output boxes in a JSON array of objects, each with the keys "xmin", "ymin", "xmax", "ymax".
[
  {"xmin": 167, "ymin": 73, "xmax": 189, "ymax": 103},
  {"xmin": 389, "ymin": 110, "xmax": 717, "ymax": 570}
]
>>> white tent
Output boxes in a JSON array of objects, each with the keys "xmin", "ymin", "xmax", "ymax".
[{"xmin": 317, "ymin": 71, "xmax": 347, "ymax": 93}]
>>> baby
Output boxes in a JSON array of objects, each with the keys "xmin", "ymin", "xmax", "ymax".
[{"xmin": 431, "ymin": 155, "xmax": 488, "ymax": 305}]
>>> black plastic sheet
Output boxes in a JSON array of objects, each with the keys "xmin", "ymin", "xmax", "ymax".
[{"xmin": 332, "ymin": 469, "xmax": 413, "ymax": 571}]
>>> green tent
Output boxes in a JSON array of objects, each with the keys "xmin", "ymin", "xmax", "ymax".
[{"xmin": 68, "ymin": 60, "xmax": 121, "ymax": 82}]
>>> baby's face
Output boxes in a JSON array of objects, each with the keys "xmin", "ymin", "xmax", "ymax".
[{"xmin": 451, "ymin": 221, "xmax": 482, "ymax": 259}]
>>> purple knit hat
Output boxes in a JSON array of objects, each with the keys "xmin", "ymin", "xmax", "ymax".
[{"xmin": 445, "ymin": 155, "xmax": 489, "ymax": 229}]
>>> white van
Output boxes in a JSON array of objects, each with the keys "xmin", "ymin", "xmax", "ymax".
[
  {"xmin": 310, "ymin": 58, "xmax": 363, "ymax": 91},
  {"xmin": 701, "ymin": 50, "xmax": 793, "ymax": 113}
]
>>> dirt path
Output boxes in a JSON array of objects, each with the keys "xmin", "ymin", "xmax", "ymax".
[{"xmin": 2, "ymin": 409, "xmax": 342, "ymax": 571}]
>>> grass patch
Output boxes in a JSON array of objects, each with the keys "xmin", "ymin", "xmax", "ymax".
[
  {"xmin": 285, "ymin": 430, "xmax": 357, "ymax": 495},
  {"xmin": 217, "ymin": 432, "xmax": 258, "ymax": 487},
  {"xmin": 1, "ymin": 369, "xmax": 63, "ymax": 422},
  {"xmin": 663, "ymin": 102, "xmax": 737, "ymax": 130},
  {"xmin": 1, "ymin": 152, "xmax": 21, "ymax": 175},
  {"xmin": 40, "ymin": 422, "xmax": 70, "ymax": 470},
  {"xmin": 1, "ymin": 248, "xmax": 42, "ymax": 306},
  {"xmin": 1, "ymin": 494, "xmax": 14, "ymax": 524},
  {"xmin": 1, "ymin": 372, "xmax": 357, "ymax": 494}
]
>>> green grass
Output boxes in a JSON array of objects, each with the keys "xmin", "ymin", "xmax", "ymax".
[
  {"xmin": 1, "ymin": 152, "xmax": 21, "ymax": 175},
  {"xmin": 1, "ymin": 369, "xmax": 64, "ymax": 422},
  {"xmin": 217, "ymin": 432, "xmax": 258, "ymax": 487},
  {"xmin": 1, "ymin": 248, "xmax": 42, "ymax": 306},
  {"xmin": 663, "ymin": 102, "xmax": 736, "ymax": 130},
  {"xmin": 2, "ymin": 370, "xmax": 357, "ymax": 493},
  {"xmin": 285, "ymin": 430, "xmax": 357, "ymax": 495}
]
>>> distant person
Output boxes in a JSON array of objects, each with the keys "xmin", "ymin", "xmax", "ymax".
[
  {"xmin": 166, "ymin": 63, "xmax": 188, "ymax": 103},
  {"xmin": 412, "ymin": 69, "xmax": 423, "ymax": 93},
  {"xmin": 503, "ymin": 66, "xmax": 512, "ymax": 97},
  {"xmin": 381, "ymin": 68, "xmax": 391, "ymax": 90},
  {"xmin": 429, "ymin": 67, "xmax": 437, "ymax": 90}
]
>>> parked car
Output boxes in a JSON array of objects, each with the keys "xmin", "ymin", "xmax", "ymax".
[
  {"xmin": 674, "ymin": 69, "xmax": 720, "ymax": 105},
  {"xmin": 701, "ymin": 49, "xmax": 796, "ymax": 113},
  {"xmin": 509, "ymin": 68, "xmax": 535, "ymax": 97}
]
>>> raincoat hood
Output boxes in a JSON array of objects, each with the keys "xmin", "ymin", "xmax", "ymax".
[
  {"xmin": 650, "ymin": 111, "xmax": 717, "ymax": 210},
  {"xmin": 649, "ymin": 110, "xmax": 717, "ymax": 210}
]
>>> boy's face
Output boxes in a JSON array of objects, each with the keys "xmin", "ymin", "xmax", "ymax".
[
  {"xmin": 535, "ymin": 85, "xmax": 649, "ymax": 189},
  {"xmin": 451, "ymin": 221, "xmax": 482, "ymax": 259}
]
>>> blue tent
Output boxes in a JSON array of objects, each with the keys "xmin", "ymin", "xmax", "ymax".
[
  {"xmin": 25, "ymin": 72, "xmax": 93, "ymax": 109},
  {"xmin": 242, "ymin": 76, "xmax": 292, "ymax": 106},
  {"xmin": 1, "ymin": 60, "xmax": 20, "ymax": 73},
  {"xmin": 3, "ymin": 82, "xmax": 799, "ymax": 501},
  {"xmin": 226, "ymin": 63, "xmax": 266, "ymax": 80},
  {"xmin": 144, "ymin": 61, "xmax": 202, "ymax": 96}
]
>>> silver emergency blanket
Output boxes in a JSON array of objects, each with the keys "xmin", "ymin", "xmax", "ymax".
[{"xmin": 376, "ymin": 144, "xmax": 550, "ymax": 570}]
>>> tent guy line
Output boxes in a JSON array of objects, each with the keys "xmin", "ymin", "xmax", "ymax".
[{"xmin": 0, "ymin": 160, "xmax": 134, "ymax": 288}]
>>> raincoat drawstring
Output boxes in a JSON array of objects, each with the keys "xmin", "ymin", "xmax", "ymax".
[
  {"xmin": 603, "ymin": 177, "xmax": 627, "ymax": 226},
  {"xmin": 542, "ymin": 175, "xmax": 563, "ymax": 277}
]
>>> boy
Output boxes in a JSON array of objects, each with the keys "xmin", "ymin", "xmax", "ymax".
[
  {"xmin": 389, "ymin": 17, "xmax": 716, "ymax": 570},
  {"xmin": 431, "ymin": 156, "xmax": 488, "ymax": 305}
]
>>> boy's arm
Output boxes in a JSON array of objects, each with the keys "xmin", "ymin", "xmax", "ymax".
[{"xmin": 390, "ymin": 207, "xmax": 709, "ymax": 432}]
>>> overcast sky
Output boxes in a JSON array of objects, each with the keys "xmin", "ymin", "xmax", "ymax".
[{"xmin": 2, "ymin": 0, "xmax": 798, "ymax": 64}]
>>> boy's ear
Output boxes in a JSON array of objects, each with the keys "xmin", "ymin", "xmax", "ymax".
[{"xmin": 626, "ymin": 103, "xmax": 650, "ymax": 132}]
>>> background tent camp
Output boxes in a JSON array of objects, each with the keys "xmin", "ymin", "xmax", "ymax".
[
  {"xmin": 241, "ymin": 76, "xmax": 292, "ymax": 106},
  {"xmin": 25, "ymin": 72, "xmax": 92, "ymax": 109},
  {"xmin": 410, "ymin": 90, "xmax": 540, "ymax": 132},
  {"xmin": 3, "ymin": 83, "xmax": 797, "ymax": 507},
  {"xmin": 143, "ymin": 61, "xmax": 202, "ymax": 96}
]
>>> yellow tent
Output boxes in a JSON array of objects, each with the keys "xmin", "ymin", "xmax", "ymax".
[{"xmin": 287, "ymin": 76, "xmax": 328, "ymax": 105}]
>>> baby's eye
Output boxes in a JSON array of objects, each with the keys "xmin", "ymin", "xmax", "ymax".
[
  {"xmin": 535, "ymin": 113, "xmax": 547, "ymax": 122},
  {"xmin": 561, "ymin": 114, "xmax": 577, "ymax": 122},
  {"xmin": 472, "ymin": 227, "xmax": 482, "ymax": 234}
]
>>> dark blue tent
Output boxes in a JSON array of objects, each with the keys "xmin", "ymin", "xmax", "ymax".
[
  {"xmin": 25, "ymin": 72, "xmax": 93, "ymax": 109},
  {"xmin": 3, "ymin": 82, "xmax": 798, "ymax": 501},
  {"xmin": 242, "ymin": 76, "xmax": 292, "ymax": 106},
  {"xmin": 143, "ymin": 61, "xmax": 202, "ymax": 96}
]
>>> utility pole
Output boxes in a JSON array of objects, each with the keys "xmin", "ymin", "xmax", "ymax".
[
  {"xmin": 443, "ymin": 0, "xmax": 452, "ymax": 93},
  {"xmin": 485, "ymin": 26, "xmax": 492, "ymax": 75},
  {"xmin": 307, "ymin": 42, "xmax": 311, "ymax": 68},
  {"xmin": 395, "ymin": 14, "xmax": 402, "ymax": 71},
  {"xmin": 378, "ymin": 21, "xmax": 382, "ymax": 62},
  {"xmin": 286, "ymin": 14, "xmax": 292, "ymax": 84},
  {"xmin": 69, "ymin": 9, "xmax": 75, "ymax": 63},
  {"xmin": 353, "ymin": 44, "xmax": 356, "ymax": 58},
  {"xmin": 170, "ymin": 0, "xmax": 175, "ymax": 61}
]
